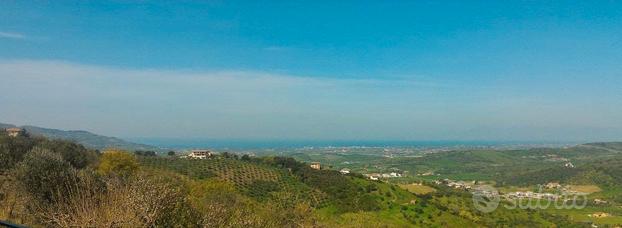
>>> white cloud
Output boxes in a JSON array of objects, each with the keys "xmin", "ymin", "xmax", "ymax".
[
  {"xmin": 0, "ymin": 31, "xmax": 27, "ymax": 40},
  {"xmin": 0, "ymin": 59, "xmax": 457, "ymax": 138},
  {"xmin": 1, "ymin": 59, "xmax": 620, "ymax": 141}
]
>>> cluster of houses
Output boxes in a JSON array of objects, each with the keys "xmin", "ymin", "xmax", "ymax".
[
  {"xmin": 364, "ymin": 172, "xmax": 402, "ymax": 180},
  {"xmin": 492, "ymin": 182, "xmax": 593, "ymax": 201},
  {"xmin": 305, "ymin": 163, "xmax": 404, "ymax": 180},
  {"xmin": 306, "ymin": 162, "xmax": 403, "ymax": 179},
  {"xmin": 433, "ymin": 179, "xmax": 580, "ymax": 201},
  {"xmin": 544, "ymin": 182, "xmax": 562, "ymax": 189},
  {"xmin": 435, "ymin": 180, "xmax": 610, "ymax": 207},
  {"xmin": 539, "ymin": 155, "xmax": 575, "ymax": 168},
  {"xmin": 504, "ymin": 191, "xmax": 560, "ymax": 200},
  {"xmin": 470, "ymin": 186, "xmax": 500, "ymax": 199},
  {"xmin": 184, "ymin": 150, "xmax": 214, "ymax": 159},
  {"xmin": 543, "ymin": 182, "xmax": 585, "ymax": 195},
  {"xmin": 434, "ymin": 179, "xmax": 475, "ymax": 190}
]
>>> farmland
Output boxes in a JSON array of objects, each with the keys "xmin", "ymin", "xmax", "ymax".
[{"xmin": 139, "ymin": 157, "xmax": 328, "ymax": 207}]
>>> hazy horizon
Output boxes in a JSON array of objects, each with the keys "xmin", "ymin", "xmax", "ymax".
[
  {"xmin": 127, "ymin": 136, "xmax": 585, "ymax": 150},
  {"xmin": 2, "ymin": 2, "xmax": 622, "ymax": 142}
]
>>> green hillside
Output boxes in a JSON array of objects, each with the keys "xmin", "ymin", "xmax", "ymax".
[
  {"xmin": 0, "ymin": 122, "xmax": 157, "ymax": 151},
  {"xmin": 136, "ymin": 155, "xmax": 583, "ymax": 227},
  {"xmin": 504, "ymin": 157, "xmax": 622, "ymax": 191},
  {"xmin": 583, "ymin": 142, "xmax": 622, "ymax": 151},
  {"xmin": 139, "ymin": 156, "xmax": 329, "ymax": 207},
  {"xmin": 1, "ymin": 133, "xmax": 589, "ymax": 227}
]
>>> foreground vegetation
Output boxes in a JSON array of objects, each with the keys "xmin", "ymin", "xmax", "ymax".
[{"xmin": 0, "ymin": 132, "xmax": 594, "ymax": 227}]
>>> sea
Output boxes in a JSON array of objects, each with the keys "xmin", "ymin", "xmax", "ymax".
[{"xmin": 126, "ymin": 138, "xmax": 578, "ymax": 150}]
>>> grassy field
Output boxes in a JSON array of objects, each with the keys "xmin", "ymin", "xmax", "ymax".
[
  {"xmin": 568, "ymin": 185, "xmax": 602, "ymax": 194},
  {"xmin": 399, "ymin": 184, "xmax": 436, "ymax": 195},
  {"xmin": 545, "ymin": 206, "xmax": 622, "ymax": 226}
]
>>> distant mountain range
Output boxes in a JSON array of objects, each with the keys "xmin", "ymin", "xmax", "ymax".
[{"xmin": 0, "ymin": 122, "xmax": 158, "ymax": 151}]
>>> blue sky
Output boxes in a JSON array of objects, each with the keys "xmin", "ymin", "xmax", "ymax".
[{"xmin": 1, "ymin": 1, "xmax": 622, "ymax": 141}]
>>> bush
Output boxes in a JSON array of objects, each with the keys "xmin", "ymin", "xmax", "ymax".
[
  {"xmin": 13, "ymin": 147, "xmax": 77, "ymax": 204},
  {"xmin": 189, "ymin": 180, "xmax": 276, "ymax": 227},
  {"xmin": 38, "ymin": 139, "xmax": 98, "ymax": 169},
  {"xmin": 0, "ymin": 135, "xmax": 39, "ymax": 173},
  {"xmin": 126, "ymin": 171, "xmax": 200, "ymax": 227},
  {"xmin": 97, "ymin": 149, "xmax": 140, "ymax": 177},
  {"xmin": 135, "ymin": 150, "xmax": 157, "ymax": 156}
]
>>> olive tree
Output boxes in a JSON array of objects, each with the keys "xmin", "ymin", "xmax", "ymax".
[{"xmin": 13, "ymin": 147, "xmax": 77, "ymax": 204}]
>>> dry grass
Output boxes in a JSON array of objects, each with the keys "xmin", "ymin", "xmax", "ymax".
[
  {"xmin": 36, "ymin": 174, "xmax": 142, "ymax": 227},
  {"xmin": 568, "ymin": 185, "xmax": 602, "ymax": 194}
]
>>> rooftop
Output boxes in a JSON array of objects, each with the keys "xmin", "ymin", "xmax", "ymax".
[{"xmin": 5, "ymin": 128, "xmax": 23, "ymax": 132}]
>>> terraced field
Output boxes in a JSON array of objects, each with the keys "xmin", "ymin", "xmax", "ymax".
[{"xmin": 139, "ymin": 157, "xmax": 328, "ymax": 207}]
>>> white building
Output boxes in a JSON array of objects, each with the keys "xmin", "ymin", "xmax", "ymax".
[
  {"xmin": 365, "ymin": 173, "xmax": 381, "ymax": 180},
  {"xmin": 545, "ymin": 182, "xmax": 562, "ymax": 189},
  {"xmin": 339, "ymin": 168, "xmax": 351, "ymax": 174},
  {"xmin": 188, "ymin": 150, "xmax": 213, "ymax": 159},
  {"xmin": 310, "ymin": 162, "xmax": 321, "ymax": 170},
  {"xmin": 5, "ymin": 128, "xmax": 24, "ymax": 137}
]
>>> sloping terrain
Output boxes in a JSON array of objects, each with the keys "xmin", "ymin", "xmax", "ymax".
[
  {"xmin": 0, "ymin": 122, "xmax": 157, "ymax": 151},
  {"xmin": 139, "ymin": 157, "xmax": 329, "ymax": 207},
  {"xmin": 582, "ymin": 142, "xmax": 622, "ymax": 152},
  {"xmin": 504, "ymin": 157, "xmax": 622, "ymax": 188}
]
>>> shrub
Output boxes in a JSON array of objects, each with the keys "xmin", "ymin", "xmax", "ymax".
[
  {"xmin": 189, "ymin": 180, "xmax": 276, "ymax": 227},
  {"xmin": 13, "ymin": 147, "xmax": 77, "ymax": 204},
  {"xmin": 0, "ymin": 135, "xmax": 39, "ymax": 173},
  {"xmin": 38, "ymin": 139, "xmax": 98, "ymax": 169},
  {"xmin": 97, "ymin": 149, "xmax": 140, "ymax": 177},
  {"xmin": 32, "ymin": 169, "xmax": 200, "ymax": 228},
  {"xmin": 35, "ymin": 170, "xmax": 142, "ymax": 227},
  {"xmin": 126, "ymin": 171, "xmax": 200, "ymax": 227}
]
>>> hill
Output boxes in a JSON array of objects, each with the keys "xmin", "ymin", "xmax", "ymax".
[
  {"xmin": 0, "ymin": 122, "xmax": 157, "ymax": 151},
  {"xmin": 503, "ymin": 157, "xmax": 622, "ymax": 188},
  {"xmin": 582, "ymin": 142, "xmax": 622, "ymax": 152},
  {"xmin": 0, "ymin": 133, "xmax": 587, "ymax": 227},
  {"xmin": 137, "ymin": 155, "xmax": 581, "ymax": 227}
]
